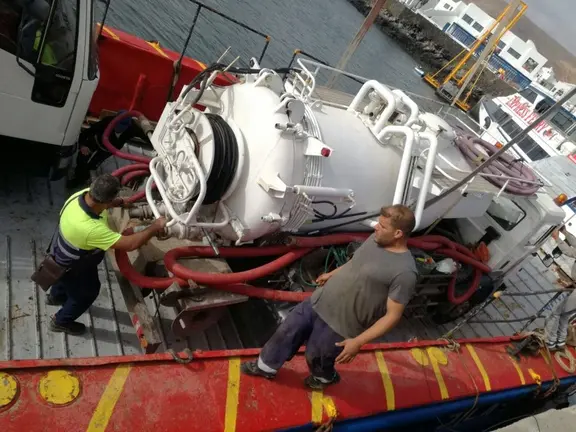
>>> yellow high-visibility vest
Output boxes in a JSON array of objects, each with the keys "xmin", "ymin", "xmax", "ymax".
[{"xmin": 33, "ymin": 29, "xmax": 57, "ymax": 65}]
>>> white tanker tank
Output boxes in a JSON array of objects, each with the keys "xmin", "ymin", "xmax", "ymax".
[{"xmin": 143, "ymin": 67, "xmax": 486, "ymax": 244}]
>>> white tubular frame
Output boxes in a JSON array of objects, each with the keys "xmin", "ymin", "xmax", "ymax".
[
  {"xmin": 348, "ymin": 80, "xmax": 397, "ymax": 136},
  {"xmin": 145, "ymin": 176, "xmax": 162, "ymax": 219},
  {"xmin": 290, "ymin": 59, "xmax": 318, "ymax": 101},
  {"xmin": 376, "ymin": 125, "xmax": 416, "ymax": 205},
  {"xmin": 148, "ymin": 155, "xmax": 207, "ymax": 228},
  {"xmin": 392, "ymin": 89, "xmax": 419, "ymax": 127},
  {"xmin": 413, "ymin": 131, "xmax": 440, "ymax": 231}
]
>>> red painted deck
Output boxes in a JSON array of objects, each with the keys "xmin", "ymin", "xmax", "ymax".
[
  {"xmin": 0, "ymin": 337, "xmax": 573, "ymax": 431},
  {"xmin": 90, "ymin": 25, "xmax": 235, "ymax": 122}
]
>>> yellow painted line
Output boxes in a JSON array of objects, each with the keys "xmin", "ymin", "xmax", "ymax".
[
  {"xmin": 466, "ymin": 345, "xmax": 491, "ymax": 391},
  {"xmin": 311, "ymin": 390, "xmax": 337, "ymax": 424},
  {"xmin": 146, "ymin": 41, "xmax": 169, "ymax": 59},
  {"xmin": 509, "ymin": 357, "xmax": 526, "ymax": 385},
  {"xmin": 411, "ymin": 347, "xmax": 449, "ymax": 400},
  {"xmin": 98, "ymin": 24, "xmax": 120, "ymax": 40},
  {"xmin": 375, "ymin": 350, "xmax": 395, "ymax": 410},
  {"xmin": 86, "ymin": 365, "xmax": 131, "ymax": 432},
  {"xmin": 429, "ymin": 350, "xmax": 449, "ymax": 400},
  {"xmin": 224, "ymin": 358, "xmax": 241, "ymax": 432}
]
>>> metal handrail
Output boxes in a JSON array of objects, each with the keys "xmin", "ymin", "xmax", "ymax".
[
  {"xmin": 165, "ymin": 0, "xmax": 271, "ymax": 101},
  {"xmin": 284, "ymin": 50, "xmax": 365, "ymax": 86}
]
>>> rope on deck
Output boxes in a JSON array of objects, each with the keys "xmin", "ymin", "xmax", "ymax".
[{"xmin": 443, "ymin": 289, "xmax": 575, "ymax": 338}]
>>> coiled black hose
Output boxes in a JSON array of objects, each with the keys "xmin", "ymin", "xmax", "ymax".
[
  {"xmin": 455, "ymin": 134, "xmax": 541, "ymax": 196},
  {"xmin": 203, "ymin": 113, "xmax": 239, "ymax": 204}
]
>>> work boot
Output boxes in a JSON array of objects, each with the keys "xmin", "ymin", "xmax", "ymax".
[
  {"xmin": 241, "ymin": 361, "xmax": 276, "ymax": 379},
  {"xmin": 49, "ymin": 316, "xmax": 86, "ymax": 335},
  {"xmin": 546, "ymin": 340, "xmax": 566, "ymax": 352},
  {"xmin": 304, "ymin": 372, "xmax": 341, "ymax": 390},
  {"xmin": 46, "ymin": 294, "xmax": 66, "ymax": 306}
]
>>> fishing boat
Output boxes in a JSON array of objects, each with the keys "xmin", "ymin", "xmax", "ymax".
[
  {"xmin": 1, "ymin": 1, "xmax": 576, "ymax": 431},
  {"xmin": 475, "ymin": 84, "xmax": 576, "ymax": 164}
]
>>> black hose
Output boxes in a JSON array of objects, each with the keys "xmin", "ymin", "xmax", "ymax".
[
  {"xmin": 312, "ymin": 200, "xmax": 338, "ymax": 219},
  {"xmin": 311, "ymin": 201, "xmax": 368, "ymax": 222},
  {"xmin": 180, "ymin": 63, "xmax": 297, "ymax": 103},
  {"xmin": 203, "ymin": 114, "xmax": 239, "ymax": 204},
  {"xmin": 307, "ymin": 211, "xmax": 381, "ymax": 235}
]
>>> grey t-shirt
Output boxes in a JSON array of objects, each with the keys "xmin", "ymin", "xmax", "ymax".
[{"xmin": 310, "ymin": 234, "xmax": 418, "ymax": 339}]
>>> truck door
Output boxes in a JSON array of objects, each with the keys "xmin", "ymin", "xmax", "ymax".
[{"xmin": 0, "ymin": 0, "xmax": 86, "ymax": 147}]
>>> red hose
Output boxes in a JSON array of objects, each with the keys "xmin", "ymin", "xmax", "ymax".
[
  {"xmin": 110, "ymin": 162, "xmax": 153, "ymax": 203},
  {"xmin": 115, "ymin": 246, "xmax": 183, "ymax": 289},
  {"xmin": 115, "ymin": 228, "xmax": 491, "ymax": 305},
  {"xmin": 121, "ymin": 170, "xmax": 150, "ymax": 186},
  {"xmin": 112, "ymin": 163, "xmax": 150, "ymax": 178},
  {"xmin": 114, "ymin": 228, "xmax": 314, "ymax": 302},
  {"xmin": 124, "ymin": 190, "xmax": 148, "ymax": 204},
  {"xmin": 164, "ymin": 246, "xmax": 313, "ymax": 285},
  {"xmin": 102, "ymin": 110, "xmax": 152, "ymax": 164}
]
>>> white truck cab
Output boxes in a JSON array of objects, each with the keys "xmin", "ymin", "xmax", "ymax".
[{"xmin": 0, "ymin": 0, "xmax": 98, "ymax": 178}]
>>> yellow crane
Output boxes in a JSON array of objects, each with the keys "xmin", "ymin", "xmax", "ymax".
[{"xmin": 424, "ymin": 1, "xmax": 527, "ymax": 111}]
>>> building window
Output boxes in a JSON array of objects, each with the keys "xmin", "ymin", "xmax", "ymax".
[
  {"xmin": 519, "ymin": 88, "xmax": 537, "ymax": 103},
  {"xmin": 462, "ymin": 14, "xmax": 473, "ymax": 25},
  {"xmin": 443, "ymin": 3, "xmax": 452, "ymax": 9},
  {"xmin": 497, "ymin": 40, "xmax": 506, "ymax": 50},
  {"xmin": 507, "ymin": 47, "xmax": 521, "ymax": 60},
  {"xmin": 517, "ymin": 136, "xmax": 549, "ymax": 161},
  {"xmin": 551, "ymin": 111, "xmax": 575, "ymax": 132},
  {"xmin": 472, "ymin": 22, "xmax": 484, "ymax": 32},
  {"xmin": 522, "ymin": 57, "xmax": 539, "ymax": 73}
]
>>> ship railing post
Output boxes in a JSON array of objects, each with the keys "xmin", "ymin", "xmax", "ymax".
[
  {"xmin": 167, "ymin": 4, "xmax": 202, "ymax": 103},
  {"xmin": 97, "ymin": 0, "xmax": 112, "ymax": 42}
]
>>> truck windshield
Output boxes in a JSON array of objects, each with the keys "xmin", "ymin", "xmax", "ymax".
[{"xmin": 38, "ymin": 0, "xmax": 78, "ymax": 72}]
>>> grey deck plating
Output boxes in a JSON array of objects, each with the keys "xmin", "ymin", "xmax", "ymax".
[{"xmin": 0, "ymin": 159, "xmax": 566, "ymax": 361}]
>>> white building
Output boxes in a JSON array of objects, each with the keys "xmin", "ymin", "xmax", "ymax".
[
  {"xmin": 536, "ymin": 66, "xmax": 555, "ymax": 86},
  {"xmin": 417, "ymin": 0, "xmax": 547, "ymax": 86}
]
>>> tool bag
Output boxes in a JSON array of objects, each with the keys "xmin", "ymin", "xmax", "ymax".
[
  {"xmin": 31, "ymin": 197, "xmax": 78, "ymax": 291},
  {"xmin": 31, "ymin": 255, "xmax": 69, "ymax": 291}
]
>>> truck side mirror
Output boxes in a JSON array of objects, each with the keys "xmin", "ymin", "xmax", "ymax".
[{"xmin": 15, "ymin": 17, "xmax": 39, "ymax": 77}]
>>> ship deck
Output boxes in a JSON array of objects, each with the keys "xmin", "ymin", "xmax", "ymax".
[{"xmin": 0, "ymin": 148, "xmax": 568, "ymax": 361}]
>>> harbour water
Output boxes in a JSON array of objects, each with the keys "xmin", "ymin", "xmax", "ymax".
[{"xmin": 95, "ymin": 0, "xmax": 439, "ymax": 98}]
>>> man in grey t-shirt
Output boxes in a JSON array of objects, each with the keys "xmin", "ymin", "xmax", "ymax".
[{"xmin": 241, "ymin": 204, "xmax": 418, "ymax": 389}]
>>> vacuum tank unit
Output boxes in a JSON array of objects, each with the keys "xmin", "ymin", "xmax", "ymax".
[{"xmin": 141, "ymin": 64, "xmax": 481, "ymax": 245}]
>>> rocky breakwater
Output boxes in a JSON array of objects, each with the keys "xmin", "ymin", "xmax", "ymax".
[{"xmin": 347, "ymin": 0, "xmax": 516, "ymax": 101}]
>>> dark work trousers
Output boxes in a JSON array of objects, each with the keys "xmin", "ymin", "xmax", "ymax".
[
  {"xmin": 259, "ymin": 299, "xmax": 344, "ymax": 381},
  {"xmin": 50, "ymin": 261, "xmax": 101, "ymax": 325}
]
